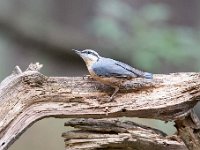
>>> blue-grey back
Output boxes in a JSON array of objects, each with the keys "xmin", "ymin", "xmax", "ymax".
[{"xmin": 92, "ymin": 57, "xmax": 145, "ymax": 78}]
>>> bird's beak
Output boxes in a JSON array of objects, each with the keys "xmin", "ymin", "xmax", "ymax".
[{"xmin": 72, "ymin": 49, "xmax": 81, "ymax": 55}]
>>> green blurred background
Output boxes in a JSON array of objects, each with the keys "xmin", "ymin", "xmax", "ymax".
[{"xmin": 0, "ymin": 0, "xmax": 199, "ymax": 149}]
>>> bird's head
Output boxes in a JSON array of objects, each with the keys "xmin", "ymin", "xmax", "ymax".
[{"xmin": 73, "ymin": 49, "xmax": 100, "ymax": 66}]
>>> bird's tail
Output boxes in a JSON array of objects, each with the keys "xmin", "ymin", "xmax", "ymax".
[{"xmin": 143, "ymin": 72, "xmax": 153, "ymax": 79}]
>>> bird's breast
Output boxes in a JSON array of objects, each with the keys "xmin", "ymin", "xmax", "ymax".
[{"xmin": 87, "ymin": 66, "xmax": 97, "ymax": 77}]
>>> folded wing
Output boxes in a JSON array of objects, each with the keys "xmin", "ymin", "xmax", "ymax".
[{"xmin": 92, "ymin": 58, "xmax": 145, "ymax": 78}]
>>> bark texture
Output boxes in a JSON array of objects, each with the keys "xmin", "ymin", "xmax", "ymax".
[
  {"xmin": 175, "ymin": 110, "xmax": 200, "ymax": 150},
  {"xmin": 0, "ymin": 63, "xmax": 200, "ymax": 150},
  {"xmin": 62, "ymin": 118, "xmax": 187, "ymax": 150}
]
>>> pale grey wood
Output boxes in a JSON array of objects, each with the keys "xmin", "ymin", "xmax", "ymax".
[
  {"xmin": 62, "ymin": 118, "xmax": 187, "ymax": 150},
  {"xmin": 0, "ymin": 63, "xmax": 199, "ymax": 150}
]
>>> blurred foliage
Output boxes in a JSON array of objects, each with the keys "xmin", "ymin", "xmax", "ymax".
[
  {"xmin": 0, "ymin": 33, "xmax": 13, "ymax": 79},
  {"xmin": 89, "ymin": 0, "xmax": 200, "ymax": 72},
  {"xmin": 9, "ymin": 118, "xmax": 69, "ymax": 150}
]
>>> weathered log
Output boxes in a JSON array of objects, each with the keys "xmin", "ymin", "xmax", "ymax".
[
  {"xmin": 62, "ymin": 118, "xmax": 187, "ymax": 150},
  {"xmin": 0, "ymin": 63, "xmax": 200, "ymax": 150},
  {"xmin": 175, "ymin": 110, "xmax": 200, "ymax": 150}
]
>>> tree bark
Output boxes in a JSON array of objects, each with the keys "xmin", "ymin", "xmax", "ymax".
[
  {"xmin": 175, "ymin": 110, "xmax": 200, "ymax": 150},
  {"xmin": 62, "ymin": 118, "xmax": 187, "ymax": 150},
  {"xmin": 0, "ymin": 63, "xmax": 200, "ymax": 150}
]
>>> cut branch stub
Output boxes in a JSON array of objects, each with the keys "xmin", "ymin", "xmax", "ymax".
[
  {"xmin": 0, "ymin": 63, "xmax": 200, "ymax": 150},
  {"xmin": 62, "ymin": 118, "xmax": 187, "ymax": 150}
]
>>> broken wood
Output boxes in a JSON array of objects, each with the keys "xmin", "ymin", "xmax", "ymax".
[
  {"xmin": 62, "ymin": 118, "xmax": 187, "ymax": 150},
  {"xmin": 0, "ymin": 63, "xmax": 200, "ymax": 150},
  {"xmin": 175, "ymin": 110, "xmax": 200, "ymax": 150}
]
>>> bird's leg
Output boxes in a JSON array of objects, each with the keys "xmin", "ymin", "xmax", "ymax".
[
  {"xmin": 83, "ymin": 75, "xmax": 95, "ymax": 81},
  {"xmin": 109, "ymin": 86, "xmax": 119, "ymax": 102},
  {"xmin": 83, "ymin": 74, "xmax": 91, "ymax": 79}
]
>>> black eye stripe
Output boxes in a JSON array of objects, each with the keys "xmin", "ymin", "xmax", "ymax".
[
  {"xmin": 81, "ymin": 50, "xmax": 100, "ymax": 61},
  {"xmin": 82, "ymin": 51, "xmax": 96, "ymax": 56},
  {"xmin": 84, "ymin": 51, "xmax": 91, "ymax": 54}
]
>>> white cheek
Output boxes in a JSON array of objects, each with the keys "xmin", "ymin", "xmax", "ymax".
[
  {"xmin": 81, "ymin": 55, "xmax": 97, "ymax": 66},
  {"xmin": 90, "ymin": 55, "xmax": 98, "ymax": 61}
]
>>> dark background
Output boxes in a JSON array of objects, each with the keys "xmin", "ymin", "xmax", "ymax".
[{"xmin": 0, "ymin": 0, "xmax": 199, "ymax": 149}]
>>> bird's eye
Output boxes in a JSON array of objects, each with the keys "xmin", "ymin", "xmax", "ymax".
[{"xmin": 87, "ymin": 51, "xmax": 91, "ymax": 54}]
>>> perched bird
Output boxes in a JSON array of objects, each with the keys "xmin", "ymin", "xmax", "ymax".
[{"xmin": 73, "ymin": 49, "xmax": 153, "ymax": 101}]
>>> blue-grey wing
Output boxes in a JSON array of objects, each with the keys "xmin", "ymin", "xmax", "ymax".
[
  {"xmin": 116, "ymin": 61, "xmax": 153, "ymax": 79},
  {"xmin": 92, "ymin": 58, "xmax": 140, "ymax": 78},
  {"xmin": 114, "ymin": 61, "xmax": 145, "ymax": 77}
]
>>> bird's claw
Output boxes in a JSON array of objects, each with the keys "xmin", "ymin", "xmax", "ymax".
[
  {"xmin": 108, "ymin": 96, "xmax": 115, "ymax": 102},
  {"xmin": 83, "ymin": 75, "xmax": 93, "ymax": 80}
]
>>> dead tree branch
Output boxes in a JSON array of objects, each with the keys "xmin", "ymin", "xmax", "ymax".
[
  {"xmin": 0, "ymin": 63, "xmax": 200, "ymax": 150},
  {"xmin": 62, "ymin": 118, "xmax": 187, "ymax": 150},
  {"xmin": 175, "ymin": 110, "xmax": 200, "ymax": 150}
]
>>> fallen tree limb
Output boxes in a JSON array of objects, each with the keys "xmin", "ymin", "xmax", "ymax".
[
  {"xmin": 0, "ymin": 63, "xmax": 200, "ymax": 150},
  {"xmin": 175, "ymin": 110, "xmax": 200, "ymax": 150},
  {"xmin": 62, "ymin": 118, "xmax": 187, "ymax": 150}
]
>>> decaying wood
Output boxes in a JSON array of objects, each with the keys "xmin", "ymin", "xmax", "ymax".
[
  {"xmin": 0, "ymin": 63, "xmax": 200, "ymax": 150},
  {"xmin": 175, "ymin": 110, "xmax": 200, "ymax": 150},
  {"xmin": 62, "ymin": 118, "xmax": 187, "ymax": 150}
]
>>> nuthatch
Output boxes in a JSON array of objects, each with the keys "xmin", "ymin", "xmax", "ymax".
[{"xmin": 73, "ymin": 49, "xmax": 153, "ymax": 101}]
